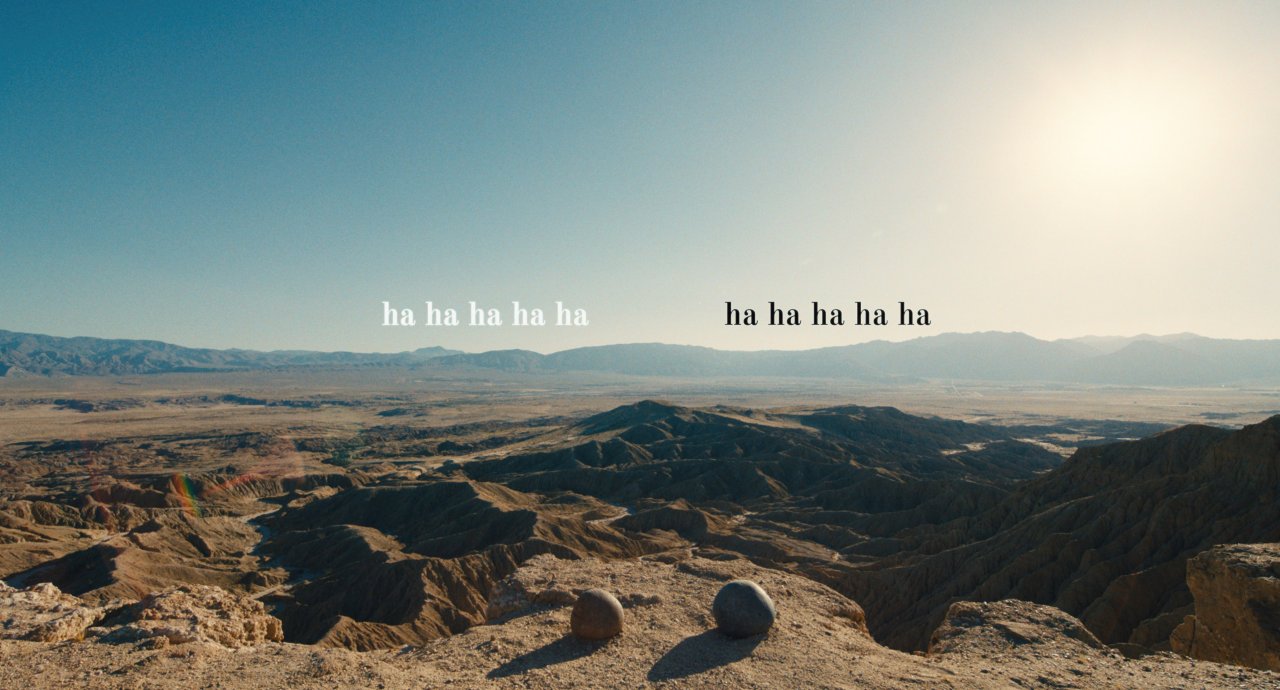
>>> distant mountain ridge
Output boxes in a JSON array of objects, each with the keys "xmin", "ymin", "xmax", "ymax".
[
  {"xmin": 0, "ymin": 329, "xmax": 459, "ymax": 377},
  {"xmin": 3, "ymin": 328, "xmax": 1280, "ymax": 385}
]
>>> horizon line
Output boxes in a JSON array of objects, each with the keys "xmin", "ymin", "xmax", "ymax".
[{"xmin": 3, "ymin": 326, "xmax": 1276, "ymax": 358}]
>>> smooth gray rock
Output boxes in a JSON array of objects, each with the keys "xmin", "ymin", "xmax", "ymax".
[
  {"xmin": 712, "ymin": 579, "xmax": 776, "ymax": 638},
  {"xmin": 570, "ymin": 588, "xmax": 624, "ymax": 640}
]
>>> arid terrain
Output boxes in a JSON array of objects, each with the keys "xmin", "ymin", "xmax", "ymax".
[
  {"xmin": 8, "ymin": 0, "xmax": 1280, "ymax": 681},
  {"xmin": 1, "ymin": 368, "xmax": 1278, "ymax": 687}
]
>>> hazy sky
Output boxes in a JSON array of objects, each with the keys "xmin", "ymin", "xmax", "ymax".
[{"xmin": 3, "ymin": 2, "xmax": 1278, "ymax": 353}]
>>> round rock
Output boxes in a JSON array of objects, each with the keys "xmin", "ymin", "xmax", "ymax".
[
  {"xmin": 712, "ymin": 580, "xmax": 776, "ymax": 638},
  {"xmin": 570, "ymin": 588, "xmax": 624, "ymax": 640}
]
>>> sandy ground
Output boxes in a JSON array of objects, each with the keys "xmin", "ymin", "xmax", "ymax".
[
  {"xmin": 4, "ymin": 369, "xmax": 1279, "ymax": 445},
  {"xmin": 1, "ymin": 554, "xmax": 1276, "ymax": 689}
]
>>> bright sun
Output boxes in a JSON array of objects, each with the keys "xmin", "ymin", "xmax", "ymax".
[
  {"xmin": 1055, "ymin": 85, "xmax": 1198, "ymax": 187},
  {"xmin": 1062, "ymin": 94, "xmax": 1171, "ymax": 178},
  {"xmin": 1021, "ymin": 53, "xmax": 1223, "ymax": 197}
]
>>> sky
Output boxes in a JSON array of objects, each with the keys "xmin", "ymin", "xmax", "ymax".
[{"xmin": 2, "ymin": 1, "xmax": 1278, "ymax": 353}]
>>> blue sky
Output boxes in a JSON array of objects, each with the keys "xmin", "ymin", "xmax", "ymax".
[{"xmin": 3, "ymin": 2, "xmax": 1278, "ymax": 352}]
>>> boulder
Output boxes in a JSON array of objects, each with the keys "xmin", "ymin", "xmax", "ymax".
[
  {"xmin": 712, "ymin": 580, "xmax": 776, "ymax": 638},
  {"xmin": 1170, "ymin": 544, "xmax": 1280, "ymax": 671},
  {"xmin": 570, "ymin": 588, "xmax": 624, "ymax": 640}
]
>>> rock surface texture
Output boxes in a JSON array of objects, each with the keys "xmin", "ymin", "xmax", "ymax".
[
  {"xmin": 105, "ymin": 584, "xmax": 284, "ymax": 648},
  {"xmin": 0, "ymin": 581, "xmax": 107, "ymax": 642},
  {"xmin": 2, "ymin": 554, "xmax": 1277, "ymax": 688},
  {"xmin": 1171, "ymin": 543, "xmax": 1280, "ymax": 671},
  {"xmin": 1, "ymin": 581, "xmax": 282, "ymax": 649},
  {"xmin": 569, "ymin": 588, "xmax": 624, "ymax": 640},
  {"xmin": 711, "ymin": 580, "xmax": 776, "ymax": 638}
]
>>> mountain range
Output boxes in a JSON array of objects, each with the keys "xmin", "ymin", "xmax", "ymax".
[{"xmin": 3, "ymin": 328, "xmax": 1280, "ymax": 385}]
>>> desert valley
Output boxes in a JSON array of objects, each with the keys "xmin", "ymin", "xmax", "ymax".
[
  {"xmin": 8, "ymin": 1, "xmax": 1280, "ymax": 687},
  {"xmin": 0, "ymin": 331, "xmax": 1278, "ymax": 687}
]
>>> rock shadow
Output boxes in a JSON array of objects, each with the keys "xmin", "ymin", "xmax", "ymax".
[
  {"xmin": 487, "ymin": 634, "xmax": 604, "ymax": 679},
  {"xmin": 647, "ymin": 630, "xmax": 764, "ymax": 681},
  {"xmin": 486, "ymin": 603, "xmax": 564, "ymax": 626}
]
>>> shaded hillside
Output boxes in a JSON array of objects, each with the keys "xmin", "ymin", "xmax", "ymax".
[
  {"xmin": 460, "ymin": 403, "xmax": 1280, "ymax": 656},
  {"xmin": 259, "ymin": 480, "xmax": 683, "ymax": 649},
  {"xmin": 461, "ymin": 402, "xmax": 1063, "ymax": 571},
  {"xmin": 463, "ymin": 401, "xmax": 1061, "ymax": 499},
  {"xmin": 3, "ymin": 393, "xmax": 1277, "ymax": 669},
  {"xmin": 811, "ymin": 416, "xmax": 1280, "ymax": 651}
]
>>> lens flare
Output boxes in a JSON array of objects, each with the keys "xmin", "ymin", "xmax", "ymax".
[{"xmin": 169, "ymin": 473, "xmax": 203, "ymax": 518}]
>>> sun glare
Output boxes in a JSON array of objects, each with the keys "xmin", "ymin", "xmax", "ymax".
[
  {"xmin": 1052, "ymin": 80, "xmax": 1205, "ymax": 188},
  {"xmin": 1061, "ymin": 92, "xmax": 1171, "ymax": 178},
  {"xmin": 1016, "ymin": 46, "xmax": 1228, "ymax": 199}
]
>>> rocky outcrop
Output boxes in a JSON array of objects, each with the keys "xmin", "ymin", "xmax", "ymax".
[
  {"xmin": 1, "ymin": 544, "xmax": 1278, "ymax": 688},
  {"xmin": 0, "ymin": 580, "xmax": 282, "ymax": 648},
  {"xmin": 1170, "ymin": 543, "xmax": 1280, "ymax": 671},
  {"xmin": 7, "ymin": 397, "xmax": 1280, "ymax": 669},
  {"xmin": 103, "ymin": 584, "xmax": 283, "ymax": 648},
  {"xmin": 14, "ymin": 511, "xmax": 272, "ymax": 602},
  {"xmin": 822, "ymin": 417, "xmax": 1280, "ymax": 650},
  {"xmin": 262, "ymin": 480, "xmax": 685, "ymax": 650},
  {"xmin": 0, "ymin": 581, "xmax": 107, "ymax": 642},
  {"xmin": 929, "ymin": 599, "xmax": 1106, "ymax": 656},
  {"xmin": 461, "ymin": 412, "xmax": 1280, "ymax": 656}
]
